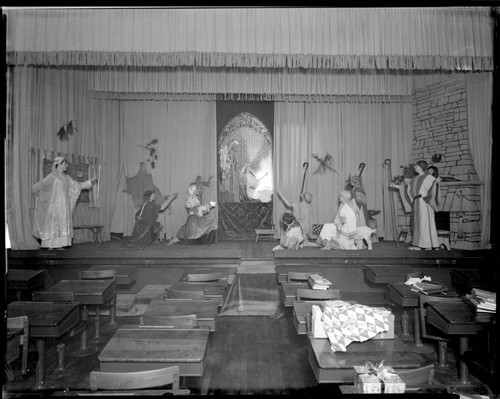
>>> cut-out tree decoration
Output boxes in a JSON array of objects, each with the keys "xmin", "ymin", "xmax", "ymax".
[
  {"xmin": 57, "ymin": 120, "xmax": 78, "ymax": 141},
  {"xmin": 138, "ymin": 139, "xmax": 159, "ymax": 169},
  {"xmin": 311, "ymin": 152, "xmax": 339, "ymax": 175}
]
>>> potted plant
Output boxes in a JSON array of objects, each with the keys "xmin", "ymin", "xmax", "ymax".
[{"xmin": 392, "ymin": 164, "xmax": 416, "ymax": 185}]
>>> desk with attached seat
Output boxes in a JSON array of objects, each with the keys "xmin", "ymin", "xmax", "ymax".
[
  {"xmin": 98, "ymin": 327, "xmax": 210, "ymax": 377},
  {"xmin": 308, "ymin": 334, "xmax": 421, "ymax": 383},
  {"xmin": 7, "ymin": 301, "xmax": 80, "ymax": 390},
  {"xmin": 427, "ymin": 301, "xmax": 496, "ymax": 389}
]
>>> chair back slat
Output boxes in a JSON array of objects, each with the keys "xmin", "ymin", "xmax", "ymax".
[
  {"xmin": 288, "ymin": 272, "xmax": 315, "ymax": 282},
  {"xmin": 79, "ymin": 270, "xmax": 116, "ymax": 282},
  {"xmin": 32, "ymin": 291, "xmax": 76, "ymax": 303},
  {"xmin": 396, "ymin": 364, "xmax": 435, "ymax": 388},
  {"xmin": 165, "ymin": 289, "xmax": 205, "ymax": 300},
  {"xmin": 186, "ymin": 272, "xmax": 222, "ymax": 282},
  {"xmin": 296, "ymin": 288, "xmax": 340, "ymax": 301},
  {"xmin": 6, "ymin": 315, "xmax": 29, "ymax": 374},
  {"xmin": 90, "ymin": 366, "xmax": 180, "ymax": 391},
  {"xmin": 140, "ymin": 314, "xmax": 198, "ymax": 328},
  {"xmin": 6, "ymin": 315, "xmax": 29, "ymax": 331}
]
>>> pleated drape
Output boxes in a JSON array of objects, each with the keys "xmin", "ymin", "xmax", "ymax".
[
  {"xmin": 5, "ymin": 8, "xmax": 493, "ymax": 71},
  {"xmin": 465, "ymin": 73, "xmax": 493, "ymax": 248}
]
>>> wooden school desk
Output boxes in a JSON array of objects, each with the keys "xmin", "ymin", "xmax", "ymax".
[
  {"xmin": 7, "ymin": 301, "xmax": 80, "ymax": 390},
  {"xmin": 427, "ymin": 301, "xmax": 495, "ymax": 388},
  {"xmin": 98, "ymin": 327, "xmax": 210, "ymax": 377}
]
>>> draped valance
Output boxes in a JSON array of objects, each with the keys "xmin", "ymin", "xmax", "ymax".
[{"xmin": 4, "ymin": 7, "xmax": 494, "ymax": 71}]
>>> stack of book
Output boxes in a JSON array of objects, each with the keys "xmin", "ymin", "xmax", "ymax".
[
  {"xmin": 308, "ymin": 274, "xmax": 332, "ymax": 290},
  {"xmin": 410, "ymin": 281, "xmax": 448, "ymax": 295},
  {"xmin": 464, "ymin": 288, "xmax": 496, "ymax": 313}
]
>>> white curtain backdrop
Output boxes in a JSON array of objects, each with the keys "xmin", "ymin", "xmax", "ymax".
[
  {"xmin": 5, "ymin": 64, "xmax": 490, "ymax": 249},
  {"xmin": 465, "ymin": 72, "xmax": 493, "ymax": 248},
  {"xmin": 274, "ymin": 102, "xmax": 412, "ymax": 238},
  {"xmin": 111, "ymin": 100, "xmax": 216, "ymax": 240}
]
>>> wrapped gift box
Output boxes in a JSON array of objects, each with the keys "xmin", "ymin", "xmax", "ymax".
[{"xmin": 354, "ymin": 365, "xmax": 405, "ymax": 394}]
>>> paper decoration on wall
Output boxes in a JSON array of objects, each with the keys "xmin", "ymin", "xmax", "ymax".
[
  {"xmin": 124, "ymin": 162, "xmax": 164, "ymax": 207},
  {"xmin": 57, "ymin": 120, "xmax": 78, "ymax": 141},
  {"xmin": 312, "ymin": 153, "xmax": 339, "ymax": 176},
  {"xmin": 138, "ymin": 139, "xmax": 159, "ymax": 169}
]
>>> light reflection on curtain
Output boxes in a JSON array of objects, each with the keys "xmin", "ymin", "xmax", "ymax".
[
  {"xmin": 274, "ymin": 102, "xmax": 412, "ymax": 239},
  {"xmin": 465, "ymin": 72, "xmax": 493, "ymax": 247},
  {"xmin": 112, "ymin": 101, "xmax": 216, "ymax": 240},
  {"xmin": 89, "ymin": 67, "xmax": 416, "ymax": 100}
]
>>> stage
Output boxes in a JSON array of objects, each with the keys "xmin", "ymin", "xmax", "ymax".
[{"xmin": 7, "ymin": 237, "xmax": 495, "ymax": 306}]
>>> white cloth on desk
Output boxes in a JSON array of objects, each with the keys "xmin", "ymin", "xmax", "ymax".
[{"xmin": 322, "ymin": 303, "xmax": 390, "ymax": 352}]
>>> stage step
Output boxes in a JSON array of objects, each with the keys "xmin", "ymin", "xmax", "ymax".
[{"xmin": 238, "ymin": 260, "xmax": 276, "ymax": 274}]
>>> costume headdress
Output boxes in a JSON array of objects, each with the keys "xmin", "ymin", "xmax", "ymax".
[{"xmin": 52, "ymin": 156, "xmax": 66, "ymax": 171}]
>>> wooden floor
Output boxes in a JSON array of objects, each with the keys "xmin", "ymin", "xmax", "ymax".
[{"xmin": 4, "ymin": 238, "xmax": 498, "ymax": 396}]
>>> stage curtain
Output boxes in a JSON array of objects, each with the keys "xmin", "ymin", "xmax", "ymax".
[
  {"xmin": 274, "ymin": 102, "xmax": 412, "ymax": 239},
  {"xmin": 4, "ymin": 8, "xmax": 493, "ymax": 71},
  {"xmin": 5, "ymin": 68, "xmax": 41, "ymax": 249},
  {"xmin": 465, "ymin": 73, "xmax": 493, "ymax": 248}
]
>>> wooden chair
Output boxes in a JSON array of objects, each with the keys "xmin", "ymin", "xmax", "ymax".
[
  {"xmin": 139, "ymin": 314, "xmax": 198, "ymax": 329},
  {"xmin": 165, "ymin": 288, "xmax": 206, "ymax": 300},
  {"xmin": 78, "ymin": 270, "xmax": 117, "ymax": 340},
  {"xmin": 89, "ymin": 366, "xmax": 190, "ymax": 395},
  {"xmin": 397, "ymin": 364, "xmax": 435, "ymax": 389},
  {"xmin": 296, "ymin": 288, "xmax": 340, "ymax": 301},
  {"xmin": 186, "ymin": 271, "xmax": 222, "ymax": 282},
  {"xmin": 6, "ymin": 315, "xmax": 29, "ymax": 377},
  {"xmin": 419, "ymin": 293, "xmax": 463, "ymax": 374},
  {"xmin": 32, "ymin": 291, "xmax": 87, "ymax": 371}
]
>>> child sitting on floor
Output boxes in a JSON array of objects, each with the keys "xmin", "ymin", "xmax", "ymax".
[{"xmin": 273, "ymin": 212, "xmax": 306, "ymax": 251}]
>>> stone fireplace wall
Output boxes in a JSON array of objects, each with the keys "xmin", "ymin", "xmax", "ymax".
[{"xmin": 396, "ymin": 75, "xmax": 482, "ymax": 249}]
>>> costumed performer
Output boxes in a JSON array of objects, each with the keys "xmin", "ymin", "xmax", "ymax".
[
  {"xmin": 346, "ymin": 175, "xmax": 369, "ymax": 227},
  {"xmin": 124, "ymin": 190, "xmax": 178, "ymax": 247},
  {"xmin": 316, "ymin": 190, "xmax": 359, "ymax": 250},
  {"xmin": 277, "ymin": 190, "xmax": 314, "ymax": 240},
  {"xmin": 273, "ymin": 212, "xmax": 306, "ymax": 251},
  {"xmin": 390, "ymin": 160, "xmax": 440, "ymax": 250},
  {"xmin": 168, "ymin": 183, "xmax": 217, "ymax": 245},
  {"xmin": 190, "ymin": 175, "xmax": 213, "ymax": 203},
  {"xmin": 32, "ymin": 156, "xmax": 97, "ymax": 250}
]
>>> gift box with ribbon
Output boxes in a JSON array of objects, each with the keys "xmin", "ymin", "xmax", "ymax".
[{"xmin": 354, "ymin": 361, "xmax": 405, "ymax": 394}]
